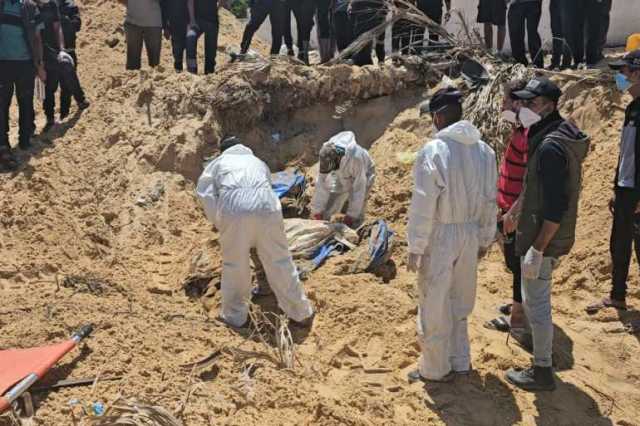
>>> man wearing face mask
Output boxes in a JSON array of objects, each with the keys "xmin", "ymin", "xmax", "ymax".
[
  {"xmin": 310, "ymin": 131, "xmax": 375, "ymax": 228},
  {"xmin": 506, "ymin": 77, "xmax": 589, "ymax": 391},
  {"xmin": 407, "ymin": 88, "xmax": 497, "ymax": 383},
  {"xmin": 484, "ymin": 79, "xmax": 529, "ymax": 334},
  {"xmin": 587, "ymin": 51, "xmax": 640, "ymax": 317}
]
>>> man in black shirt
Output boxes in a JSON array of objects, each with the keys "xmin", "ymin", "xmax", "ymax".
[
  {"xmin": 39, "ymin": 0, "xmax": 88, "ymax": 132},
  {"xmin": 588, "ymin": 51, "xmax": 640, "ymax": 315},
  {"xmin": 507, "ymin": 77, "xmax": 588, "ymax": 391},
  {"xmin": 186, "ymin": 0, "xmax": 220, "ymax": 74}
]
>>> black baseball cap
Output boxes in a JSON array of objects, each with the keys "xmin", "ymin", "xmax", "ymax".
[
  {"xmin": 220, "ymin": 136, "xmax": 241, "ymax": 152},
  {"xmin": 423, "ymin": 87, "xmax": 463, "ymax": 114},
  {"xmin": 512, "ymin": 77, "xmax": 562, "ymax": 102},
  {"xmin": 609, "ymin": 50, "xmax": 640, "ymax": 70}
]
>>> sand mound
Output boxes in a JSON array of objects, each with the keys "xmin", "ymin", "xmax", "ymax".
[{"xmin": 1, "ymin": 0, "xmax": 639, "ymax": 425}]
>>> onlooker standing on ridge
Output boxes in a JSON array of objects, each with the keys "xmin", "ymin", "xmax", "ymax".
[
  {"xmin": 507, "ymin": 0, "xmax": 543, "ymax": 68},
  {"xmin": 186, "ymin": 0, "xmax": 222, "ymax": 74},
  {"xmin": 0, "ymin": 0, "xmax": 46, "ymax": 169},
  {"xmin": 548, "ymin": 0, "xmax": 571, "ymax": 70},
  {"xmin": 239, "ymin": 0, "xmax": 286, "ymax": 56},
  {"xmin": 564, "ymin": 0, "xmax": 612, "ymax": 68},
  {"xmin": 39, "ymin": 0, "xmax": 88, "ymax": 132},
  {"xmin": 120, "ymin": 0, "xmax": 167, "ymax": 70},
  {"xmin": 166, "ymin": 0, "xmax": 189, "ymax": 72},
  {"xmin": 477, "ymin": 0, "xmax": 506, "ymax": 54},
  {"xmin": 415, "ymin": 0, "xmax": 451, "ymax": 49},
  {"xmin": 351, "ymin": 0, "xmax": 386, "ymax": 66},
  {"xmin": 587, "ymin": 51, "xmax": 640, "ymax": 317}
]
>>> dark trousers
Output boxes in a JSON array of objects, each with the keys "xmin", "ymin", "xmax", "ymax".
[
  {"xmin": 352, "ymin": 4, "xmax": 385, "ymax": 66},
  {"xmin": 60, "ymin": 50, "xmax": 83, "ymax": 118},
  {"xmin": 315, "ymin": 0, "xmax": 331, "ymax": 39},
  {"xmin": 241, "ymin": 0, "xmax": 285, "ymax": 54},
  {"xmin": 169, "ymin": 20, "xmax": 188, "ymax": 70},
  {"xmin": 565, "ymin": 0, "xmax": 611, "ymax": 66},
  {"xmin": 507, "ymin": 1, "xmax": 543, "ymax": 68},
  {"xmin": 549, "ymin": 0, "xmax": 571, "ymax": 68},
  {"xmin": 610, "ymin": 189, "xmax": 640, "ymax": 302},
  {"xmin": 416, "ymin": 0, "xmax": 442, "ymax": 46},
  {"xmin": 0, "ymin": 60, "xmax": 35, "ymax": 149},
  {"xmin": 125, "ymin": 22, "xmax": 162, "ymax": 70},
  {"xmin": 186, "ymin": 16, "xmax": 219, "ymax": 74},
  {"xmin": 392, "ymin": 19, "xmax": 413, "ymax": 54},
  {"xmin": 499, "ymin": 221, "xmax": 522, "ymax": 304},
  {"xmin": 43, "ymin": 54, "xmax": 86, "ymax": 122},
  {"xmin": 283, "ymin": 0, "xmax": 314, "ymax": 52},
  {"xmin": 334, "ymin": 10, "xmax": 353, "ymax": 52}
]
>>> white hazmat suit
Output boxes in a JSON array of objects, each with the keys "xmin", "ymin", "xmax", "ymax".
[
  {"xmin": 310, "ymin": 131, "xmax": 376, "ymax": 224},
  {"xmin": 407, "ymin": 120, "xmax": 497, "ymax": 380},
  {"xmin": 196, "ymin": 144, "xmax": 314, "ymax": 327}
]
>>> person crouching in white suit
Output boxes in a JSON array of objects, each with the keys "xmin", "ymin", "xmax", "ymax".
[
  {"xmin": 407, "ymin": 88, "xmax": 498, "ymax": 383},
  {"xmin": 310, "ymin": 131, "xmax": 376, "ymax": 229},
  {"xmin": 196, "ymin": 136, "xmax": 315, "ymax": 328}
]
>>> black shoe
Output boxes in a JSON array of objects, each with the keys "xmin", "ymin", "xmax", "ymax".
[
  {"xmin": 174, "ymin": 62, "xmax": 183, "ymax": 72},
  {"xmin": 407, "ymin": 369, "xmax": 454, "ymax": 384},
  {"xmin": 78, "ymin": 100, "xmax": 90, "ymax": 111},
  {"xmin": 0, "ymin": 147, "xmax": 18, "ymax": 171},
  {"xmin": 506, "ymin": 366, "xmax": 556, "ymax": 392},
  {"xmin": 289, "ymin": 312, "xmax": 315, "ymax": 328},
  {"xmin": 42, "ymin": 120, "xmax": 55, "ymax": 133}
]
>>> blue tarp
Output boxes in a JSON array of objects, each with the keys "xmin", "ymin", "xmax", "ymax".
[
  {"xmin": 272, "ymin": 170, "xmax": 305, "ymax": 199},
  {"xmin": 367, "ymin": 220, "xmax": 394, "ymax": 271}
]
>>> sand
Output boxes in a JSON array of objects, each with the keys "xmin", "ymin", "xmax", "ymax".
[{"xmin": 1, "ymin": 1, "xmax": 639, "ymax": 425}]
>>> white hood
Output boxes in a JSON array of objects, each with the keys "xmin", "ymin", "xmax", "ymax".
[
  {"xmin": 435, "ymin": 120, "xmax": 482, "ymax": 146},
  {"xmin": 221, "ymin": 144, "xmax": 254, "ymax": 156}
]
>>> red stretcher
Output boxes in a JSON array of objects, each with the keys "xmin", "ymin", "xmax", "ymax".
[{"xmin": 0, "ymin": 324, "xmax": 93, "ymax": 414}]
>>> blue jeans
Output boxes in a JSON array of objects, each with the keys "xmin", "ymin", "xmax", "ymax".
[{"xmin": 521, "ymin": 256, "xmax": 557, "ymax": 367}]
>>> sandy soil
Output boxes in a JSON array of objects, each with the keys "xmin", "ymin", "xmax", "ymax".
[{"xmin": 1, "ymin": 1, "xmax": 639, "ymax": 425}]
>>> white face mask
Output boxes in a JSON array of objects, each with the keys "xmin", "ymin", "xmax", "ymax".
[
  {"xmin": 518, "ymin": 107, "xmax": 542, "ymax": 129},
  {"xmin": 501, "ymin": 110, "xmax": 518, "ymax": 124}
]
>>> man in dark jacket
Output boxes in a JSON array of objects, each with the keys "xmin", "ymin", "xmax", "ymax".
[
  {"xmin": 0, "ymin": 0, "xmax": 46, "ymax": 169},
  {"xmin": 588, "ymin": 51, "xmax": 640, "ymax": 315},
  {"xmin": 507, "ymin": 0, "xmax": 543, "ymax": 68},
  {"xmin": 38, "ymin": 0, "xmax": 88, "ymax": 132},
  {"xmin": 506, "ymin": 77, "xmax": 589, "ymax": 391}
]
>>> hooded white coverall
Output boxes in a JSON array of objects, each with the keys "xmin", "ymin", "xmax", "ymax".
[
  {"xmin": 407, "ymin": 120, "xmax": 497, "ymax": 380},
  {"xmin": 196, "ymin": 144, "xmax": 314, "ymax": 327},
  {"xmin": 310, "ymin": 131, "xmax": 376, "ymax": 224}
]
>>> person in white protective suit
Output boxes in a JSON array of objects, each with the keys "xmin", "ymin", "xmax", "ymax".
[
  {"xmin": 407, "ymin": 88, "xmax": 498, "ymax": 383},
  {"xmin": 195, "ymin": 136, "xmax": 315, "ymax": 328},
  {"xmin": 310, "ymin": 131, "xmax": 376, "ymax": 229}
]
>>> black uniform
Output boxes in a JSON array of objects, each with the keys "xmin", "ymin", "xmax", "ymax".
[
  {"xmin": 39, "ymin": 0, "xmax": 86, "ymax": 124},
  {"xmin": 240, "ymin": 0, "xmax": 285, "ymax": 55},
  {"xmin": 186, "ymin": 0, "xmax": 219, "ymax": 74},
  {"xmin": 166, "ymin": 0, "xmax": 189, "ymax": 71},
  {"xmin": 351, "ymin": 0, "xmax": 385, "ymax": 66},
  {"xmin": 610, "ymin": 98, "xmax": 640, "ymax": 303},
  {"xmin": 281, "ymin": 0, "xmax": 315, "ymax": 62},
  {"xmin": 507, "ymin": 0, "xmax": 543, "ymax": 68},
  {"xmin": 332, "ymin": 0, "xmax": 353, "ymax": 53},
  {"xmin": 565, "ymin": 0, "xmax": 611, "ymax": 67},
  {"xmin": 548, "ymin": 0, "xmax": 570, "ymax": 69}
]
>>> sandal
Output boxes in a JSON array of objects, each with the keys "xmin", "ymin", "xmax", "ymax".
[
  {"xmin": 498, "ymin": 303, "xmax": 512, "ymax": 316},
  {"xmin": 484, "ymin": 316, "xmax": 511, "ymax": 333},
  {"xmin": 585, "ymin": 298, "xmax": 627, "ymax": 315}
]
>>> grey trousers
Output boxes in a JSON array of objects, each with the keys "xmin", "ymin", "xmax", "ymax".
[
  {"xmin": 521, "ymin": 256, "xmax": 557, "ymax": 368},
  {"xmin": 125, "ymin": 22, "xmax": 162, "ymax": 70}
]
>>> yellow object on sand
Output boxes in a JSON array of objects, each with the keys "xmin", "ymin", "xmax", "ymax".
[
  {"xmin": 627, "ymin": 34, "xmax": 640, "ymax": 52},
  {"xmin": 396, "ymin": 151, "xmax": 418, "ymax": 165}
]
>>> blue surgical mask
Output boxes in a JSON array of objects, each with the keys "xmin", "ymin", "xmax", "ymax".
[{"xmin": 616, "ymin": 73, "xmax": 632, "ymax": 92}]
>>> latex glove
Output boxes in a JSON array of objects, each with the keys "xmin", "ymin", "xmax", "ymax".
[
  {"xmin": 57, "ymin": 51, "xmax": 74, "ymax": 66},
  {"xmin": 522, "ymin": 246, "xmax": 544, "ymax": 280},
  {"xmin": 407, "ymin": 253, "xmax": 422, "ymax": 273},
  {"xmin": 343, "ymin": 215, "xmax": 355, "ymax": 228}
]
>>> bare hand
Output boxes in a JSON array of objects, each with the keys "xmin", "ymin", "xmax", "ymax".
[{"xmin": 502, "ymin": 212, "xmax": 517, "ymax": 234}]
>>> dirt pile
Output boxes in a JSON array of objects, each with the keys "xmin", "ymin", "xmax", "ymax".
[{"xmin": 1, "ymin": 0, "xmax": 640, "ymax": 425}]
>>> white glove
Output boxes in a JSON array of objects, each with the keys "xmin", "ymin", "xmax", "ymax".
[
  {"xmin": 57, "ymin": 51, "xmax": 74, "ymax": 66},
  {"xmin": 522, "ymin": 246, "xmax": 544, "ymax": 280},
  {"xmin": 407, "ymin": 253, "xmax": 422, "ymax": 273}
]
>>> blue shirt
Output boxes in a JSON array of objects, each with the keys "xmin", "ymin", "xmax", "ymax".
[{"xmin": 0, "ymin": 0, "xmax": 31, "ymax": 60}]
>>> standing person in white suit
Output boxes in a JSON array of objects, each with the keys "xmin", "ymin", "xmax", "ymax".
[
  {"xmin": 310, "ymin": 131, "xmax": 376, "ymax": 228},
  {"xmin": 407, "ymin": 88, "xmax": 497, "ymax": 383},
  {"xmin": 196, "ymin": 136, "xmax": 315, "ymax": 329}
]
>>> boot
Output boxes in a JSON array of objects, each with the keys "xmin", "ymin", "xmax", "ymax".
[{"xmin": 506, "ymin": 366, "xmax": 556, "ymax": 392}]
